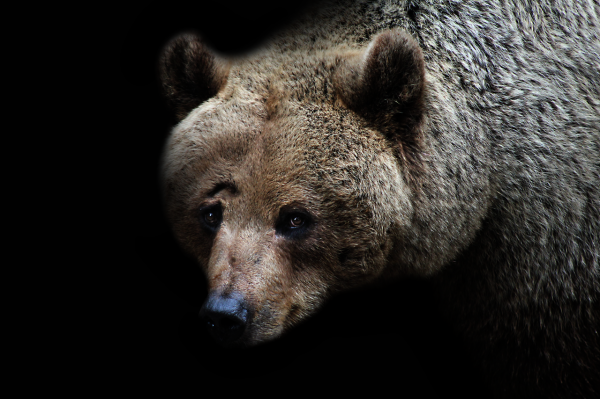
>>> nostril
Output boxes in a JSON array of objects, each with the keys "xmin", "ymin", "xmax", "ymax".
[
  {"xmin": 218, "ymin": 315, "xmax": 243, "ymax": 331},
  {"xmin": 203, "ymin": 314, "xmax": 216, "ymax": 330},
  {"xmin": 203, "ymin": 311, "xmax": 244, "ymax": 331}
]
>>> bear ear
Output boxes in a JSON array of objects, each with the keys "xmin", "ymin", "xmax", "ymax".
[
  {"xmin": 334, "ymin": 29, "xmax": 426, "ymax": 168},
  {"xmin": 159, "ymin": 32, "xmax": 230, "ymax": 121}
]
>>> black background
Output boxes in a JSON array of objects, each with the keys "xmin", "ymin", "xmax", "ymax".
[{"xmin": 65, "ymin": 0, "xmax": 492, "ymax": 396}]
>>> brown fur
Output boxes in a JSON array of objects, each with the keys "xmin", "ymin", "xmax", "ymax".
[{"xmin": 158, "ymin": 1, "xmax": 600, "ymax": 397}]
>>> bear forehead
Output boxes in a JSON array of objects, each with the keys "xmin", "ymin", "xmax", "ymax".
[{"xmin": 170, "ymin": 76, "xmax": 392, "ymax": 178}]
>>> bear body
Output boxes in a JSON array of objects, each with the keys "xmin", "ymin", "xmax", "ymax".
[{"xmin": 159, "ymin": 0, "xmax": 600, "ymax": 397}]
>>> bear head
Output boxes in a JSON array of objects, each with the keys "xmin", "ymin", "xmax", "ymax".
[{"xmin": 159, "ymin": 30, "xmax": 426, "ymax": 346}]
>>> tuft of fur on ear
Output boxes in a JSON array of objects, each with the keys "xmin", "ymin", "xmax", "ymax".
[
  {"xmin": 334, "ymin": 30, "xmax": 426, "ymax": 181},
  {"xmin": 159, "ymin": 32, "xmax": 229, "ymax": 121}
]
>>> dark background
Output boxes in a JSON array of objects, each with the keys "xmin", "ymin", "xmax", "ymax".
[{"xmin": 76, "ymin": 0, "xmax": 492, "ymax": 396}]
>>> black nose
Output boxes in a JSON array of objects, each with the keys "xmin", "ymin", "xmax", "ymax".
[{"xmin": 199, "ymin": 292, "xmax": 249, "ymax": 345}]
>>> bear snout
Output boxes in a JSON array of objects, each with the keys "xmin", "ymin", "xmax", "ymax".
[{"xmin": 199, "ymin": 292, "xmax": 250, "ymax": 346}]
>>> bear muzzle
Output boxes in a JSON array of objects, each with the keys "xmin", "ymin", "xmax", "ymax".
[{"xmin": 199, "ymin": 291, "xmax": 250, "ymax": 346}]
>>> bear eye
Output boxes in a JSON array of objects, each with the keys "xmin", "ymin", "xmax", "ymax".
[
  {"xmin": 289, "ymin": 215, "xmax": 304, "ymax": 228},
  {"xmin": 198, "ymin": 203, "xmax": 222, "ymax": 232},
  {"xmin": 205, "ymin": 211, "xmax": 219, "ymax": 225},
  {"xmin": 276, "ymin": 209, "xmax": 312, "ymax": 239}
]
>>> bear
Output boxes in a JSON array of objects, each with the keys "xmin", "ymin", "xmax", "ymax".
[{"xmin": 157, "ymin": 0, "xmax": 600, "ymax": 397}]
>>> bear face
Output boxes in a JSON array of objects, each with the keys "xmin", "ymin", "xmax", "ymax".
[{"xmin": 161, "ymin": 49, "xmax": 416, "ymax": 345}]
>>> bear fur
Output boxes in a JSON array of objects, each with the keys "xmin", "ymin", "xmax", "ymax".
[{"xmin": 158, "ymin": 0, "xmax": 600, "ymax": 397}]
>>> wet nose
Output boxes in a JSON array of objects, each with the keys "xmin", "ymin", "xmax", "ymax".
[{"xmin": 199, "ymin": 292, "xmax": 249, "ymax": 345}]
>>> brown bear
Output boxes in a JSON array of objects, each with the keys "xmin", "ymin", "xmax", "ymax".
[{"xmin": 158, "ymin": 0, "xmax": 599, "ymax": 397}]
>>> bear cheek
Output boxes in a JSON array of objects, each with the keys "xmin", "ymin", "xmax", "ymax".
[
  {"xmin": 242, "ymin": 249, "xmax": 316, "ymax": 339},
  {"xmin": 246, "ymin": 254, "xmax": 333, "ymax": 343},
  {"xmin": 269, "ymin": 239, "xmax": 339, "ymax": 328}
]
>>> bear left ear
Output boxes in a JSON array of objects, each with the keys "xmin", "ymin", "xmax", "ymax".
[
  {"xmin": 334, "ymin": 29, "xmax": 426, "ymax": 168},
  {"xmin": 159, "ymin": 32, "xmax": 230, "ymax": 121}
]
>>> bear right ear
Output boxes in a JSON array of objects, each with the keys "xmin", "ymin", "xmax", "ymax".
[
  {"xmin": 334, "ymin": 30, "xmax": 426, "ymax": 176},
  {"xmin": 159, "ymin": 32, "xmax": 229, "ymax": 121}
]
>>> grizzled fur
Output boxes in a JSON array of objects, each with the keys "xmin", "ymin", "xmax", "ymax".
[{"xmin": 159, "ymin": 1, "xmax": 600, "ymax": 397}]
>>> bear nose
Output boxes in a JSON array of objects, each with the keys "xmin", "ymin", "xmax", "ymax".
[{"xmin": 199, "ymin": 292, "xmax": 249, "ymax": 345}]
